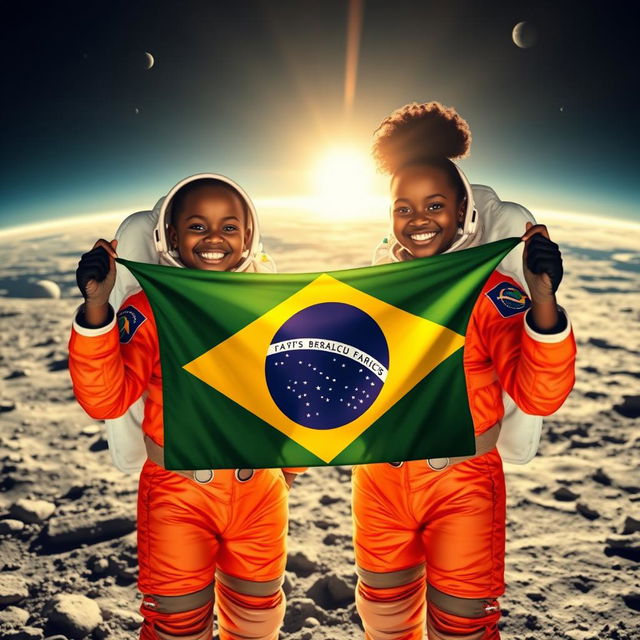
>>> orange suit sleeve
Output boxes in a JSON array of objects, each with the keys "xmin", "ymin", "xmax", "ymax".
[
  {"xmin": 68, "ymin": 294, "xmax": 158, "ymax": 420},
  {"xmin": 473, "ymin": 277, "xmax": 576, "ymax": 416}
]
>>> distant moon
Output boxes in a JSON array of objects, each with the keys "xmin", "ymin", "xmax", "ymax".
[
  {"xmin": 144, "ymin": 52, "xmax": 154, "ymax": 70},
  {"xmin": 512, "ymin": 22, "xmax": 537, "ymax": 49}
]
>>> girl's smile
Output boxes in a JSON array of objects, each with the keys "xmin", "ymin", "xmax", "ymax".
[
  {"xmin": 168, "ymin": 185, "xmax": 251, "ymax": 271},
  {"xmin": 391, "ymin": 165, "xmax": 465, "ymax": 258}
]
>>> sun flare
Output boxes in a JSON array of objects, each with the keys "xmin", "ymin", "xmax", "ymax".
[{"xmin": 311, "ymin": 146, "xmax": 384, "ymax": 219}]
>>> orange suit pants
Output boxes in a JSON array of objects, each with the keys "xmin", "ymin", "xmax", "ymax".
[
  {"xmin": 353, "ymin": 448, "xmax": 506, "ymax": 599},
  {"xmin": 136, "ymin": 460, "xmax": 288, "ymax": 638}
]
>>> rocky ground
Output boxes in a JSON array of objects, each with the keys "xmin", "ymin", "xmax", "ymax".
[{"xmin": 0, "ymin": 213, "xmax": 639, "ymax": 639}]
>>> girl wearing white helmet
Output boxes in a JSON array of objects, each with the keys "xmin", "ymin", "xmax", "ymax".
[
  {"xmin": 353, "ymin": 103, "xmax": 576, "ymax": 640},
  {"xmin": 69, "ymin": 174, "xmax": 300, "ymax": 640}
]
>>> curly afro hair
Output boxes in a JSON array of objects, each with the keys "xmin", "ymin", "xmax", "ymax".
[{"xmin": 372, "ymin": 102, "xmax": 471, "ymax": 175}]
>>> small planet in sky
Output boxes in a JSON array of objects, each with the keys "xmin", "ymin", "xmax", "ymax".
[
  {"xmin": 512, "ymin": 21, "xmax": 537, "ymax": 49},
  {"xmin": 134, "ymin": 107, "xmax": 140, "ymax": 115},
  {"xmin": 144, "ymin": 51, "xmax": 154, "ymax": 70}
]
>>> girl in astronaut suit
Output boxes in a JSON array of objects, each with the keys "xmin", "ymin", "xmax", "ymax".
[
  {"xmin": 352, "ymin": 103, "xmax": 576, "ymax": 640},
  {"xmin": 69, "ymin": 174, "xmax": 302, "ymax": 640}
]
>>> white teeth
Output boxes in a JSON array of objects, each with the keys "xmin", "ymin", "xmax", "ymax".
[
  {"xmin": 199, "ymin": 252, "xmax": 225, "ymax": 260},
  {"xmin": 411, "ymin": 232, "xmax": 437, "ymax": 241}
]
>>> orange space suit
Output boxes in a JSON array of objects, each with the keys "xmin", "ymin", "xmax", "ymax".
[
  {"xmin": 352, "ymin": 270, "xmax": 576, "ymax": 640},
  {"xmin": 69, "ymin": 289, "xmax": 302, "ymax": 640}
]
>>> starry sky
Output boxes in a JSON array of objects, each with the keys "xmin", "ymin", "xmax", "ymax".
[{"xmin": 1, "ymin": 0, "xmax": 638, "ymax": 228}]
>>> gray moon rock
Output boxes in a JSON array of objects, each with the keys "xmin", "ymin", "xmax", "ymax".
[
  {"xmin": 33, "ymin": 279, "xmax": 61, "ymax": 298},
  {"xmin": 7, "ymin": 279, "xmax": 62, "ymax": 298}
]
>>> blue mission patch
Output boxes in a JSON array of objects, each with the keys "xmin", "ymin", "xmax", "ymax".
[
  {"xmin": 485, "ymin": 282, "xmax": 531, "ymax": 318},
  {"xmin": 117, "ymin": 305, "xmax": 147, "ymax": 343}
]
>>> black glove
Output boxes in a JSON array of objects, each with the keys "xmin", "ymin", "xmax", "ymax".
[
  {"xmin": 525, "ymin": 233, "xmax": 563, "ymax": 294},
  {"xmin": 76, "ymin": 246, "xmax": 111, "ymax": 299}
]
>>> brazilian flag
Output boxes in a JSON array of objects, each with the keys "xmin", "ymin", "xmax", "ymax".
[{"xmin": 118, "ymin": 237, "xmax": 519, "ymax": 469}]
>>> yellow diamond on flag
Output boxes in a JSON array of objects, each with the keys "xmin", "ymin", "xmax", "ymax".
[{"xmin": 183, "ymin": 274, "xmax": 465, "ymax": 463}]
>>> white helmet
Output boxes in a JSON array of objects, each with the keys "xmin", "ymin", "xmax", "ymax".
[
  {"xmin": 152, "ymin": 172, "xmax": 270, "ymax": 272},
  {"xmin": 373, "ymin": 162, "xmax": 482, "ymax": 264},
  {"xmin": 448, "ymin": 164, "xmax": 479, "ymax": 251}
]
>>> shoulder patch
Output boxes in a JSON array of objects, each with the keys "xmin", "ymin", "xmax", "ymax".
[
  {"xmin": 117, "ymin": 305, "xmax": 147, "ymax": 343},
  {"xmin": 485, "ymin": 282, "xmax": 531, "ymax": 318}
]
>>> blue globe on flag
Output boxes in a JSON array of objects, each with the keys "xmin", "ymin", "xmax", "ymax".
[{"xmin": 265, "ymin": 302, "xmax": 389, "ymax": 429}]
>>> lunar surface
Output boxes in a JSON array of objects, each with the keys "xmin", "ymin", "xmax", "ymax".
[{"xmin": 0, "ymin": 205, "xmax": 639, "ymax": 639}]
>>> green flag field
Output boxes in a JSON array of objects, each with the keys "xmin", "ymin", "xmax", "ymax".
[{"xmin": 118, "ymin": 237, "xmax": 519, "ymax": 469}]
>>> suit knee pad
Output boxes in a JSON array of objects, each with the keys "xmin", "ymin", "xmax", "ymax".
[
  {"xmin": 139, "ymin": 601, "xmax": 213, "ymax": 639},
  {"xmin": 356, "ymin": 577, "xmax": 426, "ymax": 640},
  {"xmin": 427, "ymin": 589, "xmax": 501, "ymax": 640},
  {"xmin": 215, "ymin": 580, "xmax": 285, "ymax": 640},
  {"xmin": 139, "ymin": 584, "xmax": 214, "ymax": 639}
]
